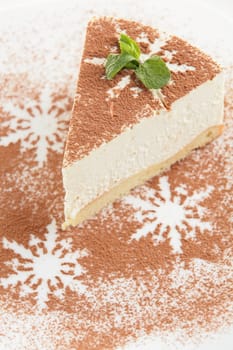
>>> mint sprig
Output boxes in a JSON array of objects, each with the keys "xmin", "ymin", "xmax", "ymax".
[
  {"xmin": 105, "ymin": 33, "xmax": 170, "ymax": 90},
  {"xmin": 135, "ymin": 56, "xmax": 170, "ymax": 89}
]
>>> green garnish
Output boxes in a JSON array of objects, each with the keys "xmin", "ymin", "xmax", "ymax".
[
  {"xmin": 135, "ymin": 56, "xmax": 170, "ymax": 89},
  {"xmin": 105, "ymin": 33, "xmax": 170, "ymax": 90}
]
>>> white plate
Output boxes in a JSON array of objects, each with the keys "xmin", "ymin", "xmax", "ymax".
[{"xmin": 0, "ymin": 1, "xmax": 232, "ymax": 349}]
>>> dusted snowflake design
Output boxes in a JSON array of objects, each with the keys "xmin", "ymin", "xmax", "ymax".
[
  {"xmin": 124, "ymin": 176, "xmax": 213, "ymax": 253},
  {"xmin": 0, "ymin": 86, "xmax": 70, "ymax": 167},
  {"xmin": 0, "ymin": 219, "xmax": 88, "ymax": 309}
]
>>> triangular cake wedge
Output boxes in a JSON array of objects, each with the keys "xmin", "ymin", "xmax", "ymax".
[{"xmin": 62, "ymin": 17, "xmax": 224, "ymax": 228}]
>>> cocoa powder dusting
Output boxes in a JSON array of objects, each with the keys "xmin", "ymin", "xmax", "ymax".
[{"xmin": 0, "ymin": 7, "xmax": 233, "ymax": 350}]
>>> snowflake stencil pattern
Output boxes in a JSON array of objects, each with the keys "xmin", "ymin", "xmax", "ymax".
[
  {"xmin": 124, "ymin": 176, "xmax": 213, "ymax": 253},
  {"xmin": 0, "ymin": 219, "xmax": 88, "ymax": 309},
  {"xmin": 0, "ymin": 86, "xmax": 70, "ymax": 167}
]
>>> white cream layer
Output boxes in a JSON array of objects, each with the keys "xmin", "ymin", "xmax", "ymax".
[{"xmin": 63, "ymin": 72, "xmax": 224, "ymax": 222}]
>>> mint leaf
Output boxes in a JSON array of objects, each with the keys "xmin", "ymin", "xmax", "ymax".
[
  {"xmin": 119, "ymin": 33, "xmax": 140, "ymax": 59},
  {"xmin": 135, "ymin": 56, "xmax": 170, "ymax": 89},
  {"xmin": 105, "ymin": 53, "xmax": 136, "ymax": 80}
]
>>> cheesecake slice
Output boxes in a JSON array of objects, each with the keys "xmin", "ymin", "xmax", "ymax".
[{"xmin": 62, "ymin": 17, "xmax": 224, "ymax": 228}]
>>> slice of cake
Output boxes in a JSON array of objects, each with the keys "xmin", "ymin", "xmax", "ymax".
[{"xmin": 62, "ymin": 17, "xmax": 224, "ymax": 228}]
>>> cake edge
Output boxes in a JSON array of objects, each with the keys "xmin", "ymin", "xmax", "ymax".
[{"xmin": 62, "ymin": 124, "xmax": 223, "ymax": 229}]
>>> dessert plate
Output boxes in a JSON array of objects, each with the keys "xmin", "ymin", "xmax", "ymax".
[{"xmin": 0, "ymin": 0, "xmax": 232, "ymax": 349}]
